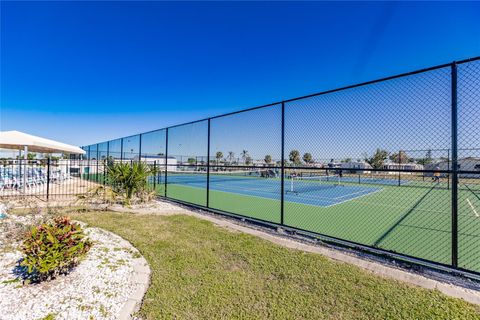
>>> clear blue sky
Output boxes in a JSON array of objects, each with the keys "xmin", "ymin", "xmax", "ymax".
[{"xmin": 1, "ymin": 1, "xmax": 479, "ymax": 151}]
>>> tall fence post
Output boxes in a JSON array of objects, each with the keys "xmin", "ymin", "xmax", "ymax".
[
  {"xmin": 46, "ymin": 157, "xmax": 51, "ymax": 200},
  {"xmin": 165, "ymin": 128, "xmax": 168, "ymax": 197},
  {"xmin": 87, "ymin": 146, "xmax": 90, "ymax": 181},
  {"xmin": 447, "ymin": 148, "xmax": 450, "ymax": 190},
  {"xmin": 153, "ymin": 160, "xmax": 157, "ymax": 191},
  {"xmin": 96, "ymin": 144, "xmax": 99, "ymax": 183},
  {"xmin": 105, "ymin": 141, "xmax": 109, "ymax": 186},
  {"xmin": 139, "ymin": 134, "xmax": 142, "ymax": 161},
  {"xmin": 206, "ymin": 118, "xmax": 211, "ymax": 208},
  {"xmin": 280, "ymin": 101, "xmax": 285, "ymax": 225},
  {"xmin": 120, "ymin": 138, "xmax": 124, "ymax": 161},
  {"xmin": 398, "ymin": 150, "xmax": 402, "ymax": 186},
  {"xmin": 451, "ymin": 62, "xmax": 459, "ymax": 268}
]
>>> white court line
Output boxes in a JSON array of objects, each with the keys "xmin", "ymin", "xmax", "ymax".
[
  {"xmin": 322, "ymin": 188, "xmax": 384, "ymax": 208},
  {"xmin": 333, "ymin": 188, "xmax": 379, "ymax": 200},
  {"xmin": 466, "ymin": 198, "xmax": 479, "ymax": 217}
]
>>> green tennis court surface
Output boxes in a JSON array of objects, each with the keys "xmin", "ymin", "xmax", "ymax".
[{"xmin": 161, "ymin": 173, "xmax": 480, "ymax": 273}]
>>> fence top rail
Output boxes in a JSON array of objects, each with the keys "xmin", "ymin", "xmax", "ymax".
[{"xmin": 82, "ymin": 55, "xmax": 480, "ymax": 149}]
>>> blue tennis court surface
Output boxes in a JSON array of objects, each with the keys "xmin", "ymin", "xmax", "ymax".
[{"xmin": 166, "ymin": 173, "xmax": 382, "ymax": 207}]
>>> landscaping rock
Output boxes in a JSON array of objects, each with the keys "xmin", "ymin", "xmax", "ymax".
[{"xmin": 0, "ymin": 217, "xmax": 150, "ymax": 320}]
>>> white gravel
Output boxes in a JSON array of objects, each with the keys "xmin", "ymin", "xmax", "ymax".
[{"xmin": 0, "ymin": 218, "xmax": 145, "ymax": 320}]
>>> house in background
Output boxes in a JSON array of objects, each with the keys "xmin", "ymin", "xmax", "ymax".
[
  {"xmin": 382, "ymin": 161, "xmax": 424, "ymax": 174},
  {"xmin": 340, "ymin": 161, "xmax": 372, "ymax": 174},
  {"xmin": 424, "ymin": 157, "xmax": 480, "ymax": 178},
  {"xmin": 134, "ymin": 155, "xmax": 178, "ymax": 171}
]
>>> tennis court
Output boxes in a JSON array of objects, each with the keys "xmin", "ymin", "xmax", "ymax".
[{"xmin": 165, "ymin": 171, "xmax": 381, "ymax": 207}]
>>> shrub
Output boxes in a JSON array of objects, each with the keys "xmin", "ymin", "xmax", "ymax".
[
  {"xmin": 20, "ymin": 216, "xmax": 92, "ymax": 282},
  {"xmin": 106, "ymin": 161, "xmax": 155, "ymax": 205},
  {"xmin": 76, "ymin": 185, "xmax": 119, "ymax": 209}
]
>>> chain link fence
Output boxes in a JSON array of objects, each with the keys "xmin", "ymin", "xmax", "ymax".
[{"xmin": 2, "ymin": 57, "xmax": 479, "ymax": 276}]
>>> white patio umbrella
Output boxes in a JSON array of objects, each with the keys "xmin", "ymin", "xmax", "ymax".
[
  {"xmin": 0, "ymin": 130, "xmax": 85, "ymax": 155},
  {"xmin": 0, "ymin": 130, "xmax": 85, "ymax": 193}
]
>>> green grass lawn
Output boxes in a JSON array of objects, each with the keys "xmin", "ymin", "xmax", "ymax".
[{"xmin": 74, "ymin": 211, "xmax": 479, "ymax": 320}]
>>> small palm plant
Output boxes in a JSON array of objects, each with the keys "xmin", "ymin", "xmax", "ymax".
[{"xmin": 106, "ymin": 161, "xmax": 155, "ymax": 205}]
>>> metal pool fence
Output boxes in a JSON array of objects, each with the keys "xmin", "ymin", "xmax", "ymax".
[
  {"xmin": 3, "ymin": 57, "xmax": 480, "ymax": 277},
  {"xmin": 0, "ymin": 159, "xmax": 103, "ymax": 200}
]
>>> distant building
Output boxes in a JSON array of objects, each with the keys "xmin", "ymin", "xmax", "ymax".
[
  {"xmin": 382, "ymin": 161, "xmax": 424, "ymax": 174},
  {"xmin": 424, "ymin": 157, "xmax": 480, "ymax": 178},
  {"xmin": 340, "ymin": 161, "xmax": 372, "ymax": 174},
  {"xmin": 134, "ymin": 155, "xmax": 178, "ymax": 171}
]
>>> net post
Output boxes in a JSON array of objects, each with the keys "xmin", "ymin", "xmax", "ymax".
[
  {"xmin": 280, "ymin": 101, "xmax": 285, "ymax": 225},
  {"xmin": 207, "ymin": 118, "xmax": 211, "ymax": 208},
  {"xmin": 451, "ymin": 61, "xmax": 459, "ymax": 268}
]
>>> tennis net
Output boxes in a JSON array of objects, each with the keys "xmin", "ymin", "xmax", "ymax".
[
  {"xmin": 286, "ymin": 174, "xmax": 341, "ymax": 194},
  {"xmin": 166, "ymin": 169, "xmax": 272, "ymax": 184}
]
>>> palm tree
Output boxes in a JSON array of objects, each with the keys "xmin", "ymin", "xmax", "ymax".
[
  {"xmin": 216, "ymin": 151, "xmax": 223, "ymax": 165},
  {"xmin": 106, "ymin": 162, "xmax": 153, "ymax": 205},
  {"xmin": 264, "ymin": 155, "xmax": 272, "ymax": 165},
  {"xmin": 241, "ymin": 150, "xmax": 249, "ymax": 165},
  {"xmin": 289, "ymin": 150, "xmax": 301, "ymax": 165},
  {"xmin": 303, "ymin": 153, "xmax": 312, "ymax": 165},
  {"xmin": 228, "ymin": 151, "xmax": 235, "ymax": 164}
]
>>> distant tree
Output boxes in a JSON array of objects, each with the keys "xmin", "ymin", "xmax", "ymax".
[
  {"xmin": 241, "ymin": 150, "xmax": 249, "ymax": 164},
  {"xmin": 289, "ymin": 150, "xmax": 301, "ymax": 165},
  {"xmin": 389, "ymin": 150, "xmax": 412, "ymax": 164},
  {"xmin": 187, "ymin": 157, "xmax": 196, "ymax": 165},
  {"xmin": 215, "ymin": 151, "xmax": 223, "ymax": 165},
  {"xmin": 364, "ymin": 149, "xmax": 389, "ymax": 169},
  {"xmin": 264, "ymin": 155, "xmax": 272, "ymax": 164},
  {"xmin": 341, "ymin": 158, "xmax": 352, "ymax": 163},
  {"xmin": 157, "ymin": 153, "xmax": 164, "ymax": 156},
  {"xmin": 276, "ymin": 160, "xmax": 282, "ymax": 167},
  {"xmin": 245, "ymin": 156, "xmax": 252, "ymax": 165},
  {"xmin": 303, "ymin": 153, "xmax": 313, "ymax": 164},
  {"xmin": 16, "ymin": 153, "xmax": 37, "ymax": 160},
  {"xmin": 417, "ymin": 150, "xmax": 433, "ymax": 165},
  {"xmin": 227, "ymin": 151, "xmax": 235, "ymax": 164}
]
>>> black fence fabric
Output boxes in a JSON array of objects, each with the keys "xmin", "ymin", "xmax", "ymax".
[
  {"xmin": 4, "ymin": 58, "xmax": 478, "ymax": 275},
  {"xmin": 457, "ymin": 59, "xmax": 480, "ymax": 272}
]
